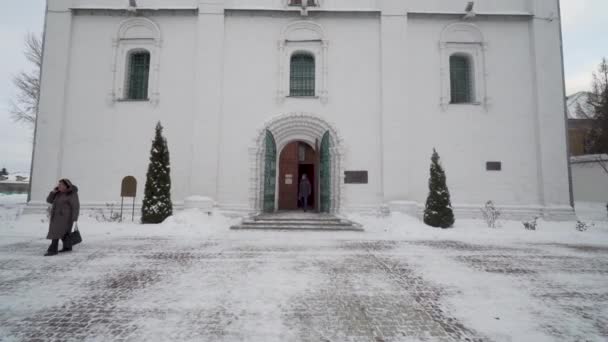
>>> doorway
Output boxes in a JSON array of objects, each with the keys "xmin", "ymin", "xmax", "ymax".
[{"xmin": 278, "ymin": 141, "xmax": 317, "ymax": 211}]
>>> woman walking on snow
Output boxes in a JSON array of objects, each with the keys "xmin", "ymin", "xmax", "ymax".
[{"xmin": 45, "ymin": 179, "xmax": 80, "ymax": 256}]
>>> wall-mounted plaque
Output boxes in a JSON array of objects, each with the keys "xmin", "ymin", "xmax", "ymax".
[
  {"xmin": 486, "ymin": 162, "xmax": 502, "ymax": 171},
  {"xmin": 344, "ymin": 171, "xmax": 368, "ymax": 184}
]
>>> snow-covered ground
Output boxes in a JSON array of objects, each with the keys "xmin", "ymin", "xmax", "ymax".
[{"xmin": 1, "ymin": 194, "xmax": 607, "ymax": 341}]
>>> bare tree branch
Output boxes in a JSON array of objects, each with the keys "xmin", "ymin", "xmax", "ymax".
[
  {"xmin": 595, "ymin": 155, "xmax": 608, "ymax": 175},
  {"xmin": 9, "ymin": 33, "xmax": 42, "ymax": 128},
  {"xmin": 587, "ymin": 58, "xmax": 608, "ymax": 154}
]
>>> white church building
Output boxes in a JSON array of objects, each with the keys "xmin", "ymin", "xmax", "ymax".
[{"xmin": 29, "ymin": 0, "xmax": 575, "ymax": 220}]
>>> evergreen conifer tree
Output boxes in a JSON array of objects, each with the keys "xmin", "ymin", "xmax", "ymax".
[
  {"xmin": 588, "ymin": 58, "xmax": 608, "ymax": 154},
  {"xmin": 141, "ymin": 122, "xmax": 173, "ymax": 224},
  {"xmin": 423, "ymin": 149, "xmax": 455, "ymax": 228},
  {"xmin": 0, "ymin": 168, "xmax": 7, "ymax": 176}
]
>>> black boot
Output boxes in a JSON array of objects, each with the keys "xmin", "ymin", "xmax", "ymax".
[
  {"xmin": 45, "ymin": 239, "xmax": 59, "ymax": 256},
  {"xmin": 59, "ymin": 233, "xmax": 72, "ymax": 253}
]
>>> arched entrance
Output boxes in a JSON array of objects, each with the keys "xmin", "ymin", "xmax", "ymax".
[
  {"xmin": 278, "ymin": 141, "xmax": 317, "ymax": 211},
  {"xmin": 251, "ymin": 113, "xmax": 343, "ymax": 214}
]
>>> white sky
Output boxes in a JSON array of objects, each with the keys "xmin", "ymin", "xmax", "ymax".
[{"xmin": 0, "ymin": 0, "xmax": 606, "ymax": 173}]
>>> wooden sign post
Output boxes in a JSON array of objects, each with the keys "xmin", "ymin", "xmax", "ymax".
[{"xmin": 120, "ymin": 176, "xmax": 137, "ymax": 222}]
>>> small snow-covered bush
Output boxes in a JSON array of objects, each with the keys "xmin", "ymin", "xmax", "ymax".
[
  {"xmin": 94, "ymin": 203, "xmax": 122, "ymax": 222},
  {"xmin": 481, "ymin": 200, "xmax": 501, "ymax": 228},
  {"xmin": 523, "ymin": 217, "xmax": 538, "ymax": 231},
  {"xmin": 576, "ymin": 221, "xmax": 592, "ymax": 232}
]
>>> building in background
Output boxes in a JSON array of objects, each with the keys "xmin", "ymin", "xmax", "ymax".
[
  {"xmin": 28, "ymin": 0, "xmax": 574, "ymax": 220},
  {"xmin": 567, "ymin": 91, "xmax": 595, "ymax": 156}
]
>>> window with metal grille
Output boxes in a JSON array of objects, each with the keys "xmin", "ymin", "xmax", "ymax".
[
  {"xmin": 290, "ymin": 54, "xmax": 315, "ymax": 97},
  {"xmin": 289, "ymin": 0, "xmax": 317, "ymax": 6},
  {"xmin": 450, "ymin": 54, "xmax": 474, "ymax": 104},
  {"xmin": 126, "ymin": 51, "xmax": 150, "ymax": 100}
]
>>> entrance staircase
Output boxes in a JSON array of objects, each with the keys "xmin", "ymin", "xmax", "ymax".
[{"xmin": 230, "ymin": 212, "xmax": 364, "ymax": 232}]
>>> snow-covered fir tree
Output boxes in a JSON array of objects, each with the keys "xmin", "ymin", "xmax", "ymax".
[
  {"xmin": 423, "ymin": 149, "xmax": 455, "ymax": 228},
  {"xmin": 141, "ymin": 122, "xmax": 173, "ymax": 224}
]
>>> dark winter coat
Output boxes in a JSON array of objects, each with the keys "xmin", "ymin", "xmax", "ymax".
[
  {"xmin": 299, "ymin": 178, "xmax": 311, "ymax": 199},
  {"xmin": 46, "ymin": 186, "xmax": 80, "ymax": 240}
]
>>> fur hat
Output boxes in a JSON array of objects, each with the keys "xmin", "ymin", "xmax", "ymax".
[{"xmin": 59, "ymin": 178, "xmax": 73, "ymax": 189}]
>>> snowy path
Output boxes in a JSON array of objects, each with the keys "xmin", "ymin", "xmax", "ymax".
[
  {"xmin": 1, "ymin": 194, "xmax": 607, "ymax": 341},
  {"xmin": 1, "ymin": 232, "xmax": 607, "ymax": 341}
]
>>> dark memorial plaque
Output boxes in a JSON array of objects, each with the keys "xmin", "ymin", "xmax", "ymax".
[
  {"xmin": 344, "ymin": 171, "xmax": 368, "ymax": 184},
  {"xmin": 486, "ymin": 162, "xmax": 502, "ymax": 171},
  {"xmin": 121, "ymin": 176, "xmax": 137, "ymax": 197}
]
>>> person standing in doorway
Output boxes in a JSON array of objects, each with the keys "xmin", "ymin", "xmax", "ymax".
[
  {"xmin": 44, "ymin": 179, "xmax": 80, "ymax": 256},
  {"xmin": 299, "ymin": 174, "xmax": 311, "ymax": 212}
]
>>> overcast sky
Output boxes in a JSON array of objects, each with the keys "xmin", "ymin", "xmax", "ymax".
[{"xmin": 1, "ymin": 0, "xmax": 607, "ymax": 173}]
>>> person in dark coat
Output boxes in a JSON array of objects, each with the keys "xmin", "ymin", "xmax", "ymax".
[
  {"xmin": 45, "ymin": 179, "xmax": 80, "ymax": 256},
  {"xmin": 298, "ymin": 174, "xmax": 311, "ymax": 212}
]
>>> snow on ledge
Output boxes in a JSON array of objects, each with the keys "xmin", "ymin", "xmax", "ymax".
[{"xmin": 570, "ymin": 154, "xmax": 608, "ymax": 164}]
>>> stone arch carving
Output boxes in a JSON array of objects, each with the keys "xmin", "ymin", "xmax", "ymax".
[
  {"xmin": 440, "ymin": 22, "xmax": 484, "ymax": 44},
  {"xmin": 281, "ymin": 20, "xmax": 326, "ymax": 41},
  {"xmin": 249, "ymin": 112, "xmax": 344, "ymax": 213},
  {"xmin": 109, "ymin": 17, "xmax": 162, "ymax": 106},
  {"xmin": 117, "ymin": 17, "xmax": 161, "ymax": 41}
]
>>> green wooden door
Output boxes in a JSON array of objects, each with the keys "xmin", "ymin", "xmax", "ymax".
[
  {"xmin": 320, "ymin": 131, "xmax": 331, "ymax": 213},
  {"xmin": 263, "ymin": 130, "xmax": 277, "ymax": 212}
]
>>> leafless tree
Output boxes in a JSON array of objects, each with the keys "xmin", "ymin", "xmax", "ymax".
[
  {"xmin": 595, "ymin": 155, "xmax": 608, "ymax": 175},
  {"xmin": 9, "ymin": 33, "xmax": 42, "ymax": 127},
  {"xmin": 587, "ymin": 58, "xmax": 608, "ymax": 154}
]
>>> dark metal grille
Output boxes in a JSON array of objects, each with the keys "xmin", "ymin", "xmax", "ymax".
[
  {"xmin": 289, "ymin": 0, "xmax": 317, "ymax": 6},
  {"xmin": 450, "ymin": 55, "xmax": 473, "ymax": 104},
  {"xmin": 290, "ymin": 54, "xmax": 315, "ymax": 97},
  {"xmin": 127, "ymin": 51, "xmax": 150, "ymax": 100}
]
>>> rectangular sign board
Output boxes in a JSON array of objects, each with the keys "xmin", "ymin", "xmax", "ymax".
[{"xmin": 344, "ymin": 171, "xmax": 368, "ymax": 184}]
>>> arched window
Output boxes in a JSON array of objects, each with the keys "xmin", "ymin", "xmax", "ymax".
[
  {"xmin": 450, "ymin": 54, "xmax": 474, "ymax": 104},
  {"xmin": 290, "ymin": 54, "xmax": 315, "ymax": 97},
  {"xmin": 125, "ymin": 50, "xmax": 151, "ymax": 100}
]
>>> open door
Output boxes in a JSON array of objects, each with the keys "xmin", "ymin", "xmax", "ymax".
[
  {"xmin": 263, "ymin": 130, "xmax": 277, "ymax": 212},
  {"xmin": 320, "ymin": 131, "xmax": 330, "ymax": 213}
]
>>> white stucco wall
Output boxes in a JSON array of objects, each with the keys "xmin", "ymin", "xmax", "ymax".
[
  {"xmin": 29, "ymin": 0, "xmax": 574, "ymax": 219},
  {"xmin": 31, "ymin": 11, "xmax": 198, "ymax": 206},
  {"xmin": 218, "ymin": 11, "xmax": 383, "ymax": 211},
  {"xmin": 405, "ymin": 17, "xmax": 540, "ymax": 206},
  {"xmin": 571, "ymin": 156, "xmax": 608, "ymax": 204}
]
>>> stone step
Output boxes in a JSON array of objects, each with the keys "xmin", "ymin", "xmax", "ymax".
[
  {"xmin": 239, "ymin": 222, "xmax": 355, "ymax": 229},
  {"xmin": 253, "ymin": 216, "xmax": 341, "ymax": 222},
  {"xmin": 245, "ymin": 219, "xmax": 349, "ymax": 226},
  {"xmin": 230, "ymin": 224, "xmax": 364, "ymax": 232},
  {"xmin": 230, "ymin": 213, "xmax": 364, "ymax": 232}
]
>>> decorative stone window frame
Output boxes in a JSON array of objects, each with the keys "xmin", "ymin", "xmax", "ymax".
[
  {"xmin": 439, "ymin": 23, "xmax": 488, "ymax": 111},
  {"xmin": 249, "ymin": 112, "xmax": 344, "ymax": 214},
  {"xmin": 277, "ymin": 21, "xmax": 329, "ymax": 104},
  {"xmin": 109, "ymin": 17, "xmax": 162, "ymax": 106}
]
